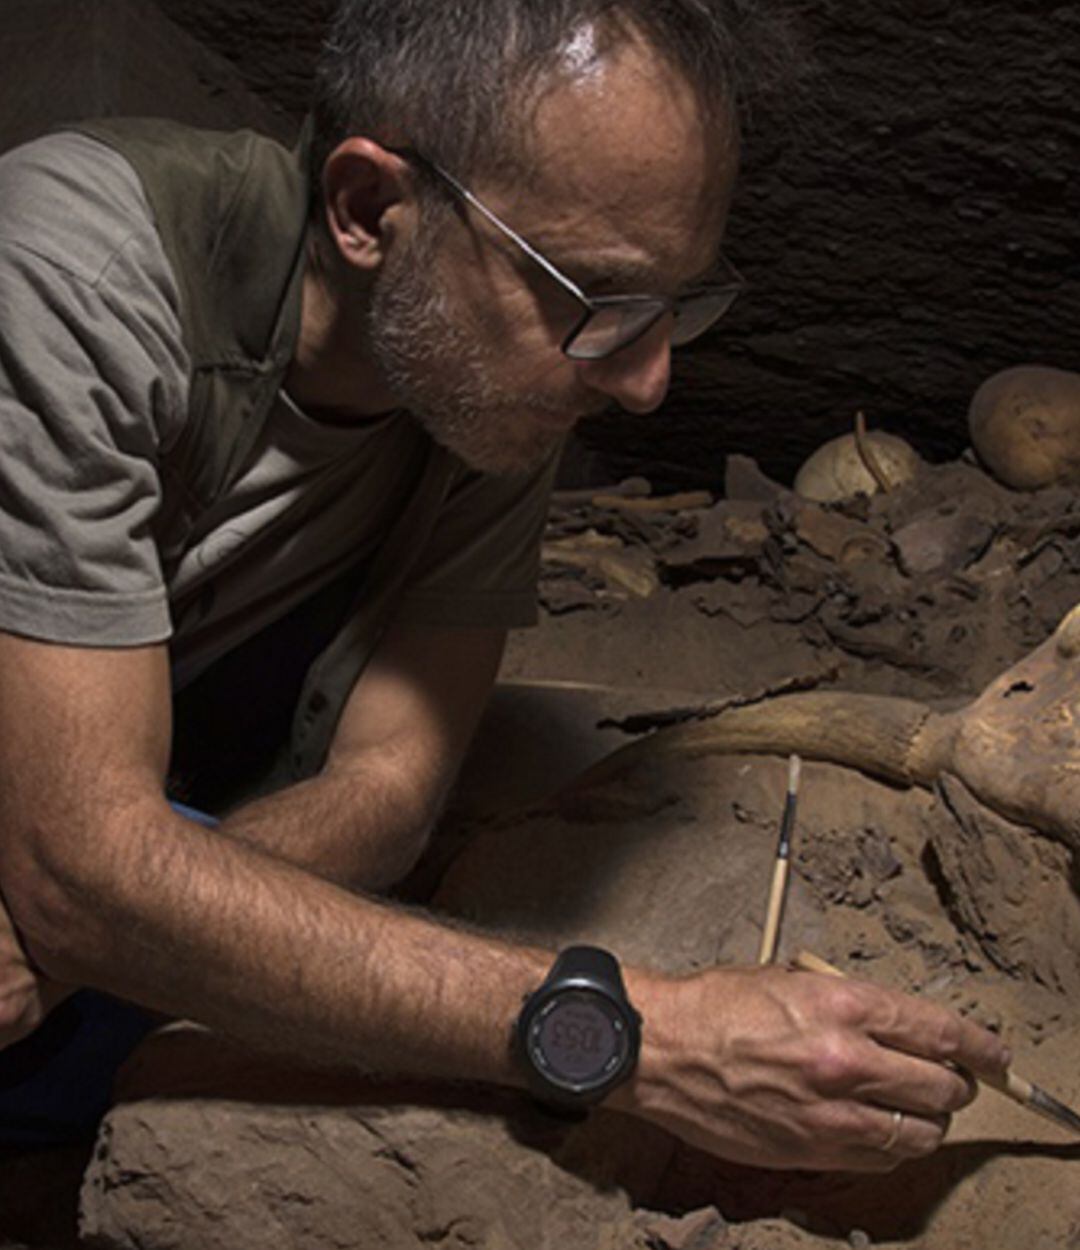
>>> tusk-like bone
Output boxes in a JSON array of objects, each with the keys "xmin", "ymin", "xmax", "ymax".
[
  {"xmin": 562, "ymin": 692, "xmax": 952, "ymax": 796},
  {"xmin": 560, "ymin": 602, "xmax": 1080, "ymax": 851}
]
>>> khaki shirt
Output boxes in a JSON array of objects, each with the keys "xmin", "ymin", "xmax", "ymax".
[{"xmin": 0, "ymin": 134, "xmax": 557, "ymax": 744}]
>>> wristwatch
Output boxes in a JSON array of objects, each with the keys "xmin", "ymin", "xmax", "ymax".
[{"xmin": 514, "ymin": 945, "xmax": 641, "ymax": 1110}]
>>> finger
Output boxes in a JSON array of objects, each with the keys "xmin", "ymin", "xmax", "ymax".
[
  {"xmin": 808, "ymin": 1104, "xmax": 951, "ymax": 1173},
  {"xmin": 853, "ymin": 982, "xmax": 1010, "ymax": 1078},
  {"xmin": 870, "ymin": 1107, "xmax": 950, "ymax": 1160},
  {"xmin": 844, "ymin": 1039, "xmax": 980, "ymax": 1116},
  {"xmin": 848, "ymin": 1105, "xmax": 950, "ymax": 1163}
]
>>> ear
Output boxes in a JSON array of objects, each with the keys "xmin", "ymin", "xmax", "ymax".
[{"xmin": 320, "ymin": 138, "xmax": 415, "ymax": 271}]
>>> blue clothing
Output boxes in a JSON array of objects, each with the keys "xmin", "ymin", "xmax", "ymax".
[
  {"xmin": 0, "ymin": 802, "xmax": 216, "ymax": 1148},
  {"xmin": 0, "ymin": 991, "xmax": 161, "ymax": 1147}
]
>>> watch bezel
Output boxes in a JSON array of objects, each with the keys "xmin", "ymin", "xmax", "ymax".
[{"xmin": 515, "ymin": 947, "xmax": 641, "ymax": 1106}]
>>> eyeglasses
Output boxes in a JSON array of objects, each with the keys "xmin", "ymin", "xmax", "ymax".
[{"xmin": 391, "ymin": 146, "xmax": 746, "ymax": 362}]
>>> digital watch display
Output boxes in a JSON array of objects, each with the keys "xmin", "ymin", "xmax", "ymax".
[{"xmin": 515, "ymin": 946, "xmax": 641, "ymax": 1108}]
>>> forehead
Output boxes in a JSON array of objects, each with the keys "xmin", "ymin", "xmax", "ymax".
[{"xmin": 483, "ymin": 30, "xmax": 738, "ymax": 284}]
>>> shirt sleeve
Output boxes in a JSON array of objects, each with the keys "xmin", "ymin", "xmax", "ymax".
[
  {"xmin": 392, "ymin": 446, "xmax": 561, "ymax": 630},
  {"xmin": 0, "ymin": 133, "xmax": 189, "ymax": 646}
]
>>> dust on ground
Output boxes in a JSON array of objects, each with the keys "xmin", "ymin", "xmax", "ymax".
[{"xmin": 3, "ymin": 453, "xmax": 1079, "ymax": 1250}]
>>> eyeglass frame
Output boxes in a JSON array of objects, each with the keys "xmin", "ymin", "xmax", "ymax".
[{"xmin": 387, "ymin": 145, "xmax": 746, "ymax": 362}]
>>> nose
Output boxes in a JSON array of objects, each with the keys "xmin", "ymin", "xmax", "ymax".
[{"xmin": 576, "ymin": 316, "xmax": 673, "ymax": 414}]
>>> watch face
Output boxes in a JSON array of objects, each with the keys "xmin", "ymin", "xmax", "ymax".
[{"xmin": 530, "ymin": 990, "xmax": 628, "ymax": 1090}]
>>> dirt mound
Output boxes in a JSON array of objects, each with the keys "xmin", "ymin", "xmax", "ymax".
[
  {"xmin": 78, "ymin": 755, "xmax": 1080, "ymax": 1249},
  {"xmin": 8, "ymin": 455, "xmax": 1080, "ymax": 1249}
]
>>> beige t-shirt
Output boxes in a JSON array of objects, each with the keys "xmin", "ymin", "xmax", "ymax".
[{"xmin": 0, "ymin": 133, "xmax": 557, "ymax": 688}]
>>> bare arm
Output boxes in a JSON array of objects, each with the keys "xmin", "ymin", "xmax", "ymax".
[
  {"xmin": 0, "ymin": 631, "xmax": 547, "ymax": 1079},
  {"xmin": 0, "ymin": 630, "xmax": 1010, "ymax": 1170},
  {"xmin": 218, "ymin": 622, "xmax": 506, "ymax": 889},
  {"xmin": 0, "ymin": 620, "xmax": 503, "ymax": 1042}
]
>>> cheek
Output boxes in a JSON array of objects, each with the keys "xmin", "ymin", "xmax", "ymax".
[
  {"xmin": 429, "ymin": 249, "xmax": 588, "ymax": 402},
  {"xmin": 447, "ymin": 247, "xmax": 574, "ymax": 357}
]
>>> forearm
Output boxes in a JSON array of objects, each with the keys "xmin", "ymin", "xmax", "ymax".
[
  {"xmin": 15, "ymin": 796, "xmax": 548, "ymax": 1083},
  {"xmin": 218, "ymin": 618, "xmax": 501, "ymax": 891},
  {"xmin": 219, "ymin": 753, "xmax": 446, "ymax": 891}
]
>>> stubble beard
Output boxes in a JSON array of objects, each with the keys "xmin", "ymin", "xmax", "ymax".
[{"xmin": 366, "ymin": 238, "xmax": 580, "ymax": 476}]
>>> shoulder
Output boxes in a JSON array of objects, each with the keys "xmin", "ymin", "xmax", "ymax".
[{"xmin": 0, "ymin": 131, "xmax": 163, "ymax": 289}]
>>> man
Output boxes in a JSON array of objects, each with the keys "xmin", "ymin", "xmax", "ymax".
[{"xmin": 0, "ymin": 0, "xmax": 1007, "ymax": 1171}]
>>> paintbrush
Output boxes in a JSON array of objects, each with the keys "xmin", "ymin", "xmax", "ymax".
[
  {"xmin": 757, "ymin": 754, "xmax": 801, "ymax": 965},
  {"xmin": 793, "ymin": 950, "xmax": 1080, "ymax": 1136}
]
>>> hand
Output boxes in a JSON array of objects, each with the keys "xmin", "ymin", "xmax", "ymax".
[
  {"xmin": 0, "ymin": 889, "xmax": 74, "ymax": 1049},
  {"xmin": 617, "ymin": 963, "xmax": 1009, "ymax": 1172}
]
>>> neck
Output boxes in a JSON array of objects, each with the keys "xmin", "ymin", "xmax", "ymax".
[{"xmin": 284, "ymin": 233, "xmax": 399, "ymax": 420}]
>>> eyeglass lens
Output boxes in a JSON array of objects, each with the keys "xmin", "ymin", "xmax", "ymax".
[
  {"xmin": 565, "ymin": 301, "xmax": 667, "ymax": 361},
  {"xmin": 565, "ymin": 288, "xmax": 741, "ymax": 361},
  {"xmin": 669, "ymin": 289, "xmax": 741, "ymax": 347}
]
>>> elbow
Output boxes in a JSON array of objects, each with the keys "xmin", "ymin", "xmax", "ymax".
[
  {"xmin": 337, "ymin": 801, "xmax": 437, "ymax": 894},
  {"xmin": 0, "ymin": 801, "xmax": 149, "ymax": 981},
  {"xmin": 368, "ymin": 768, "xmax": 451, "ymax": 893},
  {"xmin": 331, "ymin": 764, "xmax": 446, "ymax": 894},
  {"xmin": 6, "ymin": 824, "xmax": 100, "ymax": 977},
  {"xmin": 2, "ymin": 851, "xmax": 88, "ymax": 982},
  {"xmin": 364, "ymin": 819, "xmax": 435, "ymax": 894}
]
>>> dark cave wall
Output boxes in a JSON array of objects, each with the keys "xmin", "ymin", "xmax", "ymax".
[
  {"xmin": 139, "ymin": 2, "xmax": 1080, "ymax": 484},
  {"xmin": 152, "ymin": 0, "xmax": 330, "ymax": 120},
  {"xmin": 660, "ymin": 0, "xmax": 1080, "ymax": 485}
]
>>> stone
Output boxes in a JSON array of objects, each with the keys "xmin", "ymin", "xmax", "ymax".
[{"xmin": 892, "ymin": 513, "xmax": 995, "ymax": 577}]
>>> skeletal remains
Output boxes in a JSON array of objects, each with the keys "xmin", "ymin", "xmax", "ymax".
[
  {"xmin": 567, "ymin": 600, "xmax": 1080, "ymax": 856},
  {"xmin": 80, "ymin": 609, "xmax": 1080, "ymax": 1250}
]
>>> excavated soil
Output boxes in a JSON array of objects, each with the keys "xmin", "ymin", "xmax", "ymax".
[{"xmin": 3, "ymin": 455, "xmax": 1080, "ymax": 1249}]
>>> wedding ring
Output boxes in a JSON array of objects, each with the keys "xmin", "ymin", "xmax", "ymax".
[{"xmin": 882, "ymin": 1110, "xmax": 904, "ymax": 1152}]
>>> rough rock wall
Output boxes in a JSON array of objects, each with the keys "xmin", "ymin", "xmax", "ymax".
[
  {"xmin": 152, "ymin": 0, "xmax": 329, "ymax": 124},
  {"xmin": 148, "ymin": 1, "xmax": 1080, "ymax": 484},
  {"xmin": 0, "ymin": 0, "xmax": 286, "ymax": 153},
  {"xmin": 651, "ymin": 0, "xmax": 1080, "ymax": 485}
]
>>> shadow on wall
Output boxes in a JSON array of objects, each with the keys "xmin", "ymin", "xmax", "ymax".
[{"xmin": 0, "ymin": 0, "xmax": 291, "ymax": 157}]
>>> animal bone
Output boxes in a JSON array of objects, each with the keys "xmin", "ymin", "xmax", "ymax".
[{"xmin": 563, "ymin": 603, "xmax": 1080, "ymax": 853}]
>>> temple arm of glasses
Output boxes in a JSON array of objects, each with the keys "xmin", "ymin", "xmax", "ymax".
[
  {"xmin": 388, "ymin": 145, "xmax": 594, "ymax": 307},
  {"xmin": 387, "ymin": 144, "xmax": 746, "ymax": 308}
]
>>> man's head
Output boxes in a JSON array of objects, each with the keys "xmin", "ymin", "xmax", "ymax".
[{"xmin": 305, "ymin": 1, "xmax": 798, "ymax": 473}]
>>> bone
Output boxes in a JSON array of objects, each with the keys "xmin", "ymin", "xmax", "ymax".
[
  {"xmin": 561, "ymin": 692, "xmax": 946, "ymax": 794},
  {"xmin": 560, "ymin": 602, "xmax": 1080, "ymax": 853}
]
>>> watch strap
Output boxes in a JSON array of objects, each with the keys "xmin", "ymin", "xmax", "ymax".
[{"xmin": 544, "ymin": 945, "xmax": 625, "ymax": 993}]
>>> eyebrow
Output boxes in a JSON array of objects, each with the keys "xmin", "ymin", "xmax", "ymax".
[
  {"xmin": 569, "ymin": 258, "xmax": 662, "ymax": 289},
  {"xmin": 557, "ymin": 250, "xmax": 736, "ymax": 297},
  {"xmin": 540, "ymin": 244, "xmax": 680, "ymax": 292}
]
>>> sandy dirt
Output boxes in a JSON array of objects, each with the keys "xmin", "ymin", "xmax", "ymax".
[{"xmin": 3, "ymin": 455, "xmax": 1080, "ymax": 1249}]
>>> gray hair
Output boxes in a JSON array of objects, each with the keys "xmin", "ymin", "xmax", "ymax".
[{"xmin": 310, "ymin": 0, "xmax": 803, "ymax": 189}]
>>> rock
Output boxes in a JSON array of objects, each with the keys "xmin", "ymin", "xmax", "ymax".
[
  {"xmin": 723, "ymin": 455, "xmax": 791, "ymax": 504},
  {"xmin": 892, "ymin": 513, "xmax": 995, "ymax": 576},
  {"xmin": 80, "ymin": 1084, "xmax": 666, "ymax": 1250},
  {"xmin": 660, "ymin": 500, "xmax": 769, "ymax": 578},
  {"xmin": 633, "ymin": 1205, "xmax": 728, "ymax": 1249}
]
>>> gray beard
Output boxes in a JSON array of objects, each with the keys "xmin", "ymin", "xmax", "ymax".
[{"xmin": 366, "ymin": 242, "xmax": 571, "ymax": 475}]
